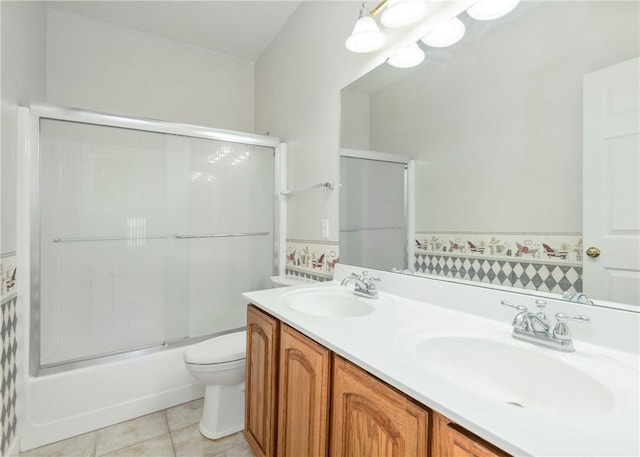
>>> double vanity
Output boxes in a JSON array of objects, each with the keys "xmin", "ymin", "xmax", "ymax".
[{"xmin": 242, "ymin": 265, "xmax": 639, "ymax": 456}]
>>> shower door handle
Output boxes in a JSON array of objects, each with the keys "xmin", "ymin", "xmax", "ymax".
[{"xmin": 175, "ymin": 232, "xmax": 269, "ymax": 239}]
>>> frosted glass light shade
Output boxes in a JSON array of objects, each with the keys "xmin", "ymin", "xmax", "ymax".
[
  {"xmin": 380, "ymin": 0, "xmax": 428, "ymax": 28},
  {"xmin": 421, "ymin": 17, "xmax": 466, "ymax": 47},
  {"xmin": 467, "ymin": 0, "xmax": 520, "ymax": 21},
  {"xmin": 345, "ymin": 16, "xmax": 388, "ymax": 53},
  {"xmin": 388, "ymin": 42, "xmax": 425, "ymax": 68}
]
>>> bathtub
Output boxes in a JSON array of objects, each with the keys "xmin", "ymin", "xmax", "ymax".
[{"xmin": 17, "ymin": 335, "xmax": 204, "ymax": 451}]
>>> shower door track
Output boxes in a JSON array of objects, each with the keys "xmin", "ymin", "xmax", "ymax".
[
  {"xmin": 25, "ymin": 104, "xmax": 283, "ymax": 377},
  {"xmin": 37, "ymin": 327, "xmax": 245, "ymax": 376}
]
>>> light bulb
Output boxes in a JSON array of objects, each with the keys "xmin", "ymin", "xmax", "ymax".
[
  {"xmin": 345, "ymin": 16, "xmax": 387, "ymax": 53},
  {"xmin": 421, "ymin": 17, "xmax": 466, "ymax": 48},
  {"xmin": 388, "ymin": 42, "xmax": 425, "ymax": 69}
]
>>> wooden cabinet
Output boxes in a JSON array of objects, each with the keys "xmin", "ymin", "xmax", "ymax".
[
  {"xmin": 277, "ymin": 324, "xmax": 331, "ymax": 457},
  {"xmin": 432, "ymin": 411, "xmax": 510, "ymax": 457},
  {"xmin": 331, "ymin": 355, "xmax": 429, "ymax": 457},
  {"xmin": 245, "ymin": 305, "xmax": 279, "ymax": 457},
  {"xmin": 245, "ymin": 305, "xmax": 510, "ymax": 457}
]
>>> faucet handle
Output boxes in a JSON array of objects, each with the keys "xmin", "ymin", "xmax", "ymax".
[
  {"xmin": 555, "ymin": 313, "xmax": 590, "ymax": 323},
  {"xmin": 553, "ymin": 313, "xmax": 590, "ymax": 341},
  {"xmin": 500, "ymin": 300, "xmax": 528, "ymax": 311},
  {"xmin": 362, "ymin": 276, "xmax": 380, "ymax": 290}
]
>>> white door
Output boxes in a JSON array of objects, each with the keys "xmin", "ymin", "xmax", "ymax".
[{"xmin": 583, "ymin": 57, "xmax": 640, "ymax": 306}]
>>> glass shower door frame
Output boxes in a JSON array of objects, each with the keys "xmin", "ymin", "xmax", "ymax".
[
  {"xmin": 339, "ymin": 148, "xmax": 413, "ymax": 271},
  {"xmin": 24, "ymin": 104, "xmax": 283, "ymax": 376}
]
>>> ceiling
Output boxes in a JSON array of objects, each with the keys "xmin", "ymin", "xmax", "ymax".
[{"xmin": 46, "ymin": 1, "xmax": 302, "ymax": 62}]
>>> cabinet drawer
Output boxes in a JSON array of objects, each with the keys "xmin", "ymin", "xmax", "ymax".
[{"xmin": 432, "ymin": 412, "xmax": 510, "ymax": 457}]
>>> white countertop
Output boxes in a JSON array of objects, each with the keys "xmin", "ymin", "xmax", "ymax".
[{"xmin": 243, "ymin": 268, "xmax": 640, "ymax": 457}]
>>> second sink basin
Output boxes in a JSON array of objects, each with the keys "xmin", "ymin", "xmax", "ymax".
[
  {"xmin": 415, "ymin": 336, "xmax": 617, "ymax": 416},
  {"xmin": 280, "ymin": 286, "xmax": 393, "ymax": 317}
]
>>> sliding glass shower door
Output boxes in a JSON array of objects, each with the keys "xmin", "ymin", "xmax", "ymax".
[
  {"xmin": 340, "ymin": 155, "xmax": 407, "ymax": 271},
  {"xmin": 38, "ymin": 118, "xmax": 275, "ymax": 369}
]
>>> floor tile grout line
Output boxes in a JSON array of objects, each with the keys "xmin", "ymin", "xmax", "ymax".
[
  {"xmin": 95, "ymin": 411, "xmax": 170, "ymax": 457},
  {"xmin": 20, "ymin": 400, "xmax": 204, "ymax": 457},
  {"xmin": 165, "ymin": 411, "xmax": 177, "ymax": 457},
  {"xmin": 93, "ymin": 431, "xmax": 98, "ymax": 457}
]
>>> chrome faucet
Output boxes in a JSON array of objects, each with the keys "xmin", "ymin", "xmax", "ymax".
[
  {"xmin": 562, "ymin": 291, "xmax": 594, "ymax": 305},
  {"xmin": 501, "ymin": 300, "xmax": 590, "ymax": 352},
  {"xmin": 341, "ymin": 272, "xmax": 380, "ymax": 299}
]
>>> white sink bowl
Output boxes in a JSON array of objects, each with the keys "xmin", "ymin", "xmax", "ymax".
[
  {"xmin": 280, "ymin": 286, "xmax": 393, "ymax": 317},
  {"xmin": 416, "ymin": 336, "xmax": 615, "ymax": 416}
]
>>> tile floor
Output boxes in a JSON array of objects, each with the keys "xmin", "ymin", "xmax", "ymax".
[{"xmin": 20, "ymin": 399, "xmax": 255, "ymax": 457}]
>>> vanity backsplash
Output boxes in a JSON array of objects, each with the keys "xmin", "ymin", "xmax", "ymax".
[{"xmin": 415, "ymin": 233, "xmax": 582, "ymax": 295}]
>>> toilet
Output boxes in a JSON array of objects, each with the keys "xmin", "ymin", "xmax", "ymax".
[{"xmin": 184, "ymin": 330, "xmax": 247, "ymax": 440}]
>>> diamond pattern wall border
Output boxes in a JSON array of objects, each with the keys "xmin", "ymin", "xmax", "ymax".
[
  {"xmin": 415, "ymin": 254, "xmax": 582, "ymax": 294},
  {"xmin": 0, "ymin": 296, "xmax": 18, "ymax": 456}
]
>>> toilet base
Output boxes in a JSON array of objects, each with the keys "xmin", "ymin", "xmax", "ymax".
[{"xmin": 199, "ymin": 382, "xmax": 246, "ymax": 440}]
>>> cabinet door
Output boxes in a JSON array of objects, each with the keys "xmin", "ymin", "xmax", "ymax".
[
  {"xmin": 277, "ymin": 324, "xmax": 331, "ymax": 457},
  {"xmin": 331, "ymin": 355, "xmax": 429, "ymax": 457},
  {"xmin": 432, "ymin": 412, "xmax": 510, "ymax": 457},
  {"xmin": 245, "ymin": 305, "xmax": 280, "ymax": 457}
]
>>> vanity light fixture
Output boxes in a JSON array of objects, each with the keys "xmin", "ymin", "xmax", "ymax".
[
  {"xmin": 345, "ymin": 0, "xmax": 520, "ymax": 65},
  {"xmin": 345, "ymin": 3, "xmax": 388, "ymax": 53},
  {"xmin": 387, "ymin": 42, "xmax": 425, "ymax": 68},
  {"xmin": 467, "ymin": 0, "xmax": 521, "ymax": 21},
  {"xmin": 421, "ymin": 17, "xmax": 466, "ymax": 47}
]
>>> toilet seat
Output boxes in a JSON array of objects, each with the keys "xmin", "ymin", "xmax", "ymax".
[{"xmin": 184, "ymin": 330, "xmax": 247, "ymax": 365}]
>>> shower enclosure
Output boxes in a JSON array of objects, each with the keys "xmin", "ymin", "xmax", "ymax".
[
  {"xmin": 28, "ymin": 105, "xmax": 280, "ymax": 375},
  {"xmin": 339, "ymin": 149, "xmax": 411, "ymax": 271}
]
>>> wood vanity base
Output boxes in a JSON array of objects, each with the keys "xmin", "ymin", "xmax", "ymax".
[{"xmin": 244, "ymin": 305, "xmax": 510, "ymax": 457}]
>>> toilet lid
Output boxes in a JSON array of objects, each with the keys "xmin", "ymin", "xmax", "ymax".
[{"xmin": 184, "ymin": 330, "xmax": 247, "ymax": 365}]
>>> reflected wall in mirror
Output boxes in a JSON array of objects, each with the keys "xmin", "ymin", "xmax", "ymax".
[{"xmin": 340, "ymin": 1, "xmax": 639, "ymax": 307}]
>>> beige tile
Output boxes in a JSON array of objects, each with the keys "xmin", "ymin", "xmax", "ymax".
[
  {"xmin": 99, "ymin": 434, "xmax": 174, "ymax": 457},
  {"xmin": 171, "ymin": 426, "xmax": 249, "ymax": 457},
  {"xmin": 217, "ymin": 440, "xmax": 255, "ymax": 457},
  {"xmin": 20, "ymin": 432, "xmax": 97, "ymax": 457},
  {"xmin": 95, "ymin": 411, "xmax": 168, "ymax": 456},
  {"xmin": 166, "ymin": 398, "xmax": 204, "ymax": 431}
]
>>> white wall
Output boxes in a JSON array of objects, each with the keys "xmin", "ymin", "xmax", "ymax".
[
  {"xmin": 46, "ymin": 9, "xmax": 255, "ymax": 132},
  {"xmin": 1, "ymin": 1, "xmax": 47, "ymax": 255},
  {"xmin": 255, "ymin": 2, "xmax": 358, "ymax": 242},
  {"xmin": 368, "ymin": 2, "xmax": 639, "ymax": 234},
  {"xmin": 340, "ymin": 89, "xmax": 369, "ymax": 150},
  {"xmin": 255, "ymin": 1, "xmax": 474, "ymax": 242}
]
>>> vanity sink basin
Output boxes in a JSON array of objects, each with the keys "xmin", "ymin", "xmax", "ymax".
[
  {"xmin": 280, "ymin": 286, "xmax": 393, "ymax": 317},
  {"xmin": 416, "ymin": 336, "xmax": 615, "ymax": 416}
]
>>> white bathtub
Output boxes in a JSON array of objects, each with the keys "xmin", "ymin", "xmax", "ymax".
[{"xmin": 17, "ymin": 342, "xmax": 204, "ymax": 451}]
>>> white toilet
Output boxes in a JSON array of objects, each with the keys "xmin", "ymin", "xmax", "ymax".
[{"xmin": 184, "ymin": 330, "xmax": 247, "ymax": 440}]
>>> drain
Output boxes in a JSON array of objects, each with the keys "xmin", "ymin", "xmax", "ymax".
[{"xmin": 507, "ymin": 401, "xmax": 525, "ymax": 408}]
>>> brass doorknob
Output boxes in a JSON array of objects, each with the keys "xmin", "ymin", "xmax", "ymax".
[{"xmin": 586, "ymin": 246, "xmax": 601, "ymax": 258}]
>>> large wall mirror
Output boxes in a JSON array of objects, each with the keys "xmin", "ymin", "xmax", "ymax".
[{"xmin": 340, "ymin": 1, "xmax": 639, "ymax": 308}]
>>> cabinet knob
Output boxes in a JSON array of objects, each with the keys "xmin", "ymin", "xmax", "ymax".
[{"xmin": 586, "ymin": 246, "xmax": 601, "ymax": 258}]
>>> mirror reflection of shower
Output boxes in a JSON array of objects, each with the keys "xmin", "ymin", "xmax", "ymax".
[{"xmin": 339, "ymin": 149, "xmax": 411, "ymax": 272}]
